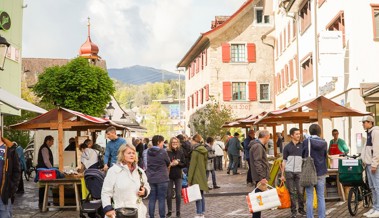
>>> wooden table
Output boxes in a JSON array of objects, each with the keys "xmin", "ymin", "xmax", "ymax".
[{"xmin": 39, "ymin": 178, "xmax": 81, "ymax": 212}]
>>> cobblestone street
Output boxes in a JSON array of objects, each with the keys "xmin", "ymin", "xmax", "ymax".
[{"xmin": 12, "ymin": 168, "xmax": 372, "ymax": 218}]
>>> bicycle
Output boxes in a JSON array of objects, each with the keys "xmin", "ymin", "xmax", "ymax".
[
  {"xmin": 338, "ymin": 153, "xmax": 372, "ymax": 216},
  {"xmin": 23, "ymin": 140, "xmax": 36, "ymax": 181}
]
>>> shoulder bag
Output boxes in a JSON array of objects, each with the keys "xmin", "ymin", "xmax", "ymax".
[{"xmin": 300, "ymin": 139, "xmax": 318, "ymax": 187}]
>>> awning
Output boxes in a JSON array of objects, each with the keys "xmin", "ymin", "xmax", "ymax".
[{"xmin": 0, "ymin": 88, "xmax": 47, "ymax": 114}]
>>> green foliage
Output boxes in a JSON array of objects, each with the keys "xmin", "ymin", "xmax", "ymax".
[
  {"xmin": 192, "ymin": 100, "xmax": 234, "ymax": 138},
  {"xmin": 141, "ymin": 102, "xmax": 169, "ymax": 138},
  {"xmin": 3, "ymin": 111, "xmax": 36, "ymax": 148},
  {"xmin": 114, "ymin": 80, "xmax": 185, "ymax": 108},
  {"xmin": 33, "ymin": 57, "xmax": 115, "ymax": 116}
]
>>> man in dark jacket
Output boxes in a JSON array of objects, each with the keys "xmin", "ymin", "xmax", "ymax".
[
  {"xmin": 244, "ymin": 129, "xmax": 255, "ymax": 185},
  {"xmin": 302, "ymin": 124, "xmax": 327, "ymax": 218},
  {"xmin": 249, "ymin": 130, "xmax": 270, "ymax": 218},
  {"xmin": 226, "ymin": 132, "xmax": 243, "ymax": 175},
  {"xmin": 0, "ymin": 131, "xmax": 21, "ymax": 218}
]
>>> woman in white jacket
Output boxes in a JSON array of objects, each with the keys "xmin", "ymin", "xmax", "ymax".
[{"xmin": 102, "ymin": 144, "xmax": 151, "ymax": 218}]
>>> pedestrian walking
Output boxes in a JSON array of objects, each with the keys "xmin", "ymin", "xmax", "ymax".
[
  {"xmin": 244, "ymin": 129, "xmax": 255, "ymax": 186},
  {"xmin": 101, "ymin": 144, "xmax": 150, "ymax": 218},
  {"xmin": 226, "ymin": 132, "xmax": 243, "ymax": 175},
  {"xmin": 280, "ymin": 128, "xmax": 306, "ymax": 218},
  {"xmin": 361, "ymin": 115, "xmax": 379, "ymax": 218},
  {"xmin": 205, "ymin": 137, "xmax": 220, "ymax": 190},
  {"xmin": 213, "ymin": 136, "xmax": 224, "ymax": 171},
  {"xmin": 302, "ymin": 124, "xmax": 327, "ymax": 218},
  {"xmin": 103, "ymin": 126, "xmax": 126, "ymax": 171},
  {"xmin": 146, "ymin": 135, "xmax": 170, "ymax": 218},
  {"xmin": 249, "ymin": 130, "xmax": 270, "ymax": 218},
  {"xmin": 166, "ymin": 137, "xmax": 185, "ymax": 218},
  {"xmin": 15, "ymin": 142, "xmax": 26, "ymax": 194},
  {"xmin": 188, "ymin": 134, "xmax": 208, "ymax": 218}
]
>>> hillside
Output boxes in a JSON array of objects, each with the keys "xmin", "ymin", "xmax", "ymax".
[{"xmin": 108, "ymin": 65, "xmax": 184, "ymax": 85}]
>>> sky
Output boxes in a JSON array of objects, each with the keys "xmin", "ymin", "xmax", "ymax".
[{"xmin": 22, "ymin": 0, "xmax": 246, "ymax": 72}]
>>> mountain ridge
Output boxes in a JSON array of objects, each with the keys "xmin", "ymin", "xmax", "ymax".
[{"xmin": 108, "ymin": 65, "xmax": 184, "ymax": 85}]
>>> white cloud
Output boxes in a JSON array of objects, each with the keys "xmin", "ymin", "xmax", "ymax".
[{"xmin": 23, "ymin": 0, "xmax": 246, "ymax": 71}]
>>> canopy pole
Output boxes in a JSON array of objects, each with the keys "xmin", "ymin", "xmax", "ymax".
[
  {"xmin": 57, "ymin": 109, "xmax": 65, "ymax": 207},
  {"xmin": 317, "ymin": 98, "xmax": 323, "ymax": 138},
  {"xmin": 273, "ymin": 125, "xmax": 277, "ymax": 157}
]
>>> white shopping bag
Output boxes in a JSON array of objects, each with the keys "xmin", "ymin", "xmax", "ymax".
[
  {"xmin": 246, "ymin": 184, "xmax": 281, "ymax": 213},
  {"xmin": 182, "ymin": 184, "xmax": 202, "ymax": 204}
]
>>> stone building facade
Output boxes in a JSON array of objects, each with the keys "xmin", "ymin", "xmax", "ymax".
[{"xmin": 177, "ymin": 0, "xmax": 274, "ymax": 134}]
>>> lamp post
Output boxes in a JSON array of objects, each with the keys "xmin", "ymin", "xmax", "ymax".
[
  {"xmin": 0, "ymin": 35, "xmax": 10, "ymax": 71},
  {"xmin": 106, "ymin": 102, "xmax": 115, "ymax": 120}
]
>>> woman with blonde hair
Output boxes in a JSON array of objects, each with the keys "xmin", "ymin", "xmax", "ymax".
[
  {"xmin": 101, "ymin": 144, "xmax": 150, "ymax": 218},
  {"xmin": 188, "ymin": 134, "xmax": 208, "ymax": 218},
  {"xmin": 166, "ymin": 137, "xmax": 185, "ymax": 218}
]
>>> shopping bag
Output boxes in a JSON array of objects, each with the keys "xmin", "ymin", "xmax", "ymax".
[
  {"xmin": 182, "ymin": 184, "xmax": 202, "ymax": 204},
  {"xmin": 276, "ymin": 181, "xmax": 291, "ymax": 209},
  {"xmin": 246, "ymin": 184, "xmax": 281, "ymax": 213},
  {"xmin": 304, "ymin": 187, "xmax": 318, "ymax": 209}
]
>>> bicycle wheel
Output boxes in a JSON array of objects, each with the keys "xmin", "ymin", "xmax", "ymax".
[{"xmin": 348, "ymin": 187, "xmax": 359, "ymax": 216}]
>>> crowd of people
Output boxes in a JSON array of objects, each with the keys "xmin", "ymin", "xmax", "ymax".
[{"xmin": 3, "ymin": 114, "xmax": 379, "ymax": 218}]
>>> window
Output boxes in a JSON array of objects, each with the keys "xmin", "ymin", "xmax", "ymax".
[
  {"xmin": 371, "ymin": 5, "xmax": 379, "ymax": 40},
  {"xmin": 301, "ymin": 54, "xmax": 313, "ymax": 85},
  {"xmin": 259, "ymin": 84, "xmax": 270, "ymax": 101},
  {"xmin": 232, "ymin": 82, "xmax": 246, "ymax": 100},
  {"xmin": 231, "ymin": 44, "xmax": 246, "ymax": 62},
  {"xmin": 299, "ymin": 0, "xmax": 311, "ymax": 33},
  {"xmin": 326, "ymin": 11, "xmax": 345, "ymax": 46},
  {"xmin": 255, "ymin": 7, "xmax": 270, "ymax": 24}
]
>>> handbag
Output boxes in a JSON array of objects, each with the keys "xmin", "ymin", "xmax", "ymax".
[
  {"xmin": 246, "ymin": 184, "xmax": 281, "ymax": 213},
  {"xmin": 115, "ymin": 207, "xmax": 138, "ymax": 218},
  {"xmin": 182, "ymin": 184, "xmax": 202, "ymax": 204},
  {"xmin": 276, "ymin": 181, "xmax": 291, "ymax": 209},
  {"xmin": 300, "ymin": 139, "xmax": 318, "ymax": 187}
]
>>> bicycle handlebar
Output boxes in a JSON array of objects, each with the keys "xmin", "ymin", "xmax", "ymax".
[{"xmin": 339, "ymin": 153, "xmax": 361, "ymax": 159}]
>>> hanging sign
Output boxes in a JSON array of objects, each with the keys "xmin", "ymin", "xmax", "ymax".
[{"xmin": 0, "ymin": 11, "xmax": 11, "ymax": 30}]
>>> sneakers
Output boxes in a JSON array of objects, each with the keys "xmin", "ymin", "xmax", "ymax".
[
  {"xmin": 365, "ymin": 209, "xmax": 376, "ymax": 216},
  {"xmin": 166, "ymin": 211, "xmax": 172, "ymax": 218},
  {"xmin": 213, "ymin": 185, "xmax": 220, "ymax": 189},
  {"xmin": 208, "ymin": 187, "xmax": 213, "ymax": 190},
  {"xmin": 367, "ymin": 210, "xmax": 379, "ymax": 217},
  {"xmin": 176, "ymin": 211, "xmax": 181, "ymax": 218},
  {"xmin": 298, "ymin": 210, "xmax": 306, "ymax": 216}
]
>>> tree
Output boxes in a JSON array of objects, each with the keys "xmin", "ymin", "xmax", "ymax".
[
  {"xmin": 33, "ymin": 57, "xmax": 115, "ymax": 116},
  {"xmin": 192, "ymin": 100, "xmax": 234, "ymax": 138},
  {"xmin": 142, "ymin": 102, "xmax": 169, "ymax": 138}
]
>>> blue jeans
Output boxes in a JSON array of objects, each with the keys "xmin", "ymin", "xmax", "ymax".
[
  {"xmin": 0, "ymin": 198, "xmax": 12, "ymax": 218},
  {"xmin": 149, "ymin": 182, "xmax": 168, "ymax": 218},
  {"xmin": 206, "ymin": 170, "xmax": 217, "ymax": 186},
  {"xmin": 305, "ymin": 176, "xmax": 326, "ymax": 218},
  {"xmin": 195, "ymin": 190, "xmax": 205, "ymax": 215},
  {"xmin": 367, "ymin": 165, "xmax": 379, "ymax": 211}
]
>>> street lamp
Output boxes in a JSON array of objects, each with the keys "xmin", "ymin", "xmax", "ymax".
[
  {"xmin": 0, "ymin": 35, "xmax": 10, "ymax": 71},
  {"xmin": 106, "ymin": 102, "xmax": 115, "ymax": 120}
]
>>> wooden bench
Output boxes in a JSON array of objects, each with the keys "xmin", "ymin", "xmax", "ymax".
[{"xmin": 39, "ymin": 178, "xmax": 81, "ymax": 212}]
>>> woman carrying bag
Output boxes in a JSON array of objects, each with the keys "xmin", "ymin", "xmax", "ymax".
[{"xmin": 101, "ymin": 144, "xmax": 150, "ymax": 218}]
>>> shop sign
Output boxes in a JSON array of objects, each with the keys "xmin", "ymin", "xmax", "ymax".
[{"xmin": 0, "ymin": 11, "xmax": 11, "ymax": 30}]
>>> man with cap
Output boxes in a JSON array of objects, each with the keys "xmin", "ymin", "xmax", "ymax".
[
  {"xmin": 361, "ymin": 115, "xmax": 379, "ymax": 217},
  {"xmin": 225, "ymin": 132, "xmax": 243, "ymax": 175}
]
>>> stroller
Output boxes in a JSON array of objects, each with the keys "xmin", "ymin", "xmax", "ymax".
[{"xmin": 80, "ymin": 168, "xmax": 105, "ymax": 218}]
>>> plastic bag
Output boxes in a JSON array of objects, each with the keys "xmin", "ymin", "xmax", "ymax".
[{"xmin": 276, "ymin": 181, "xmax": 291, "ymax": 209}]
